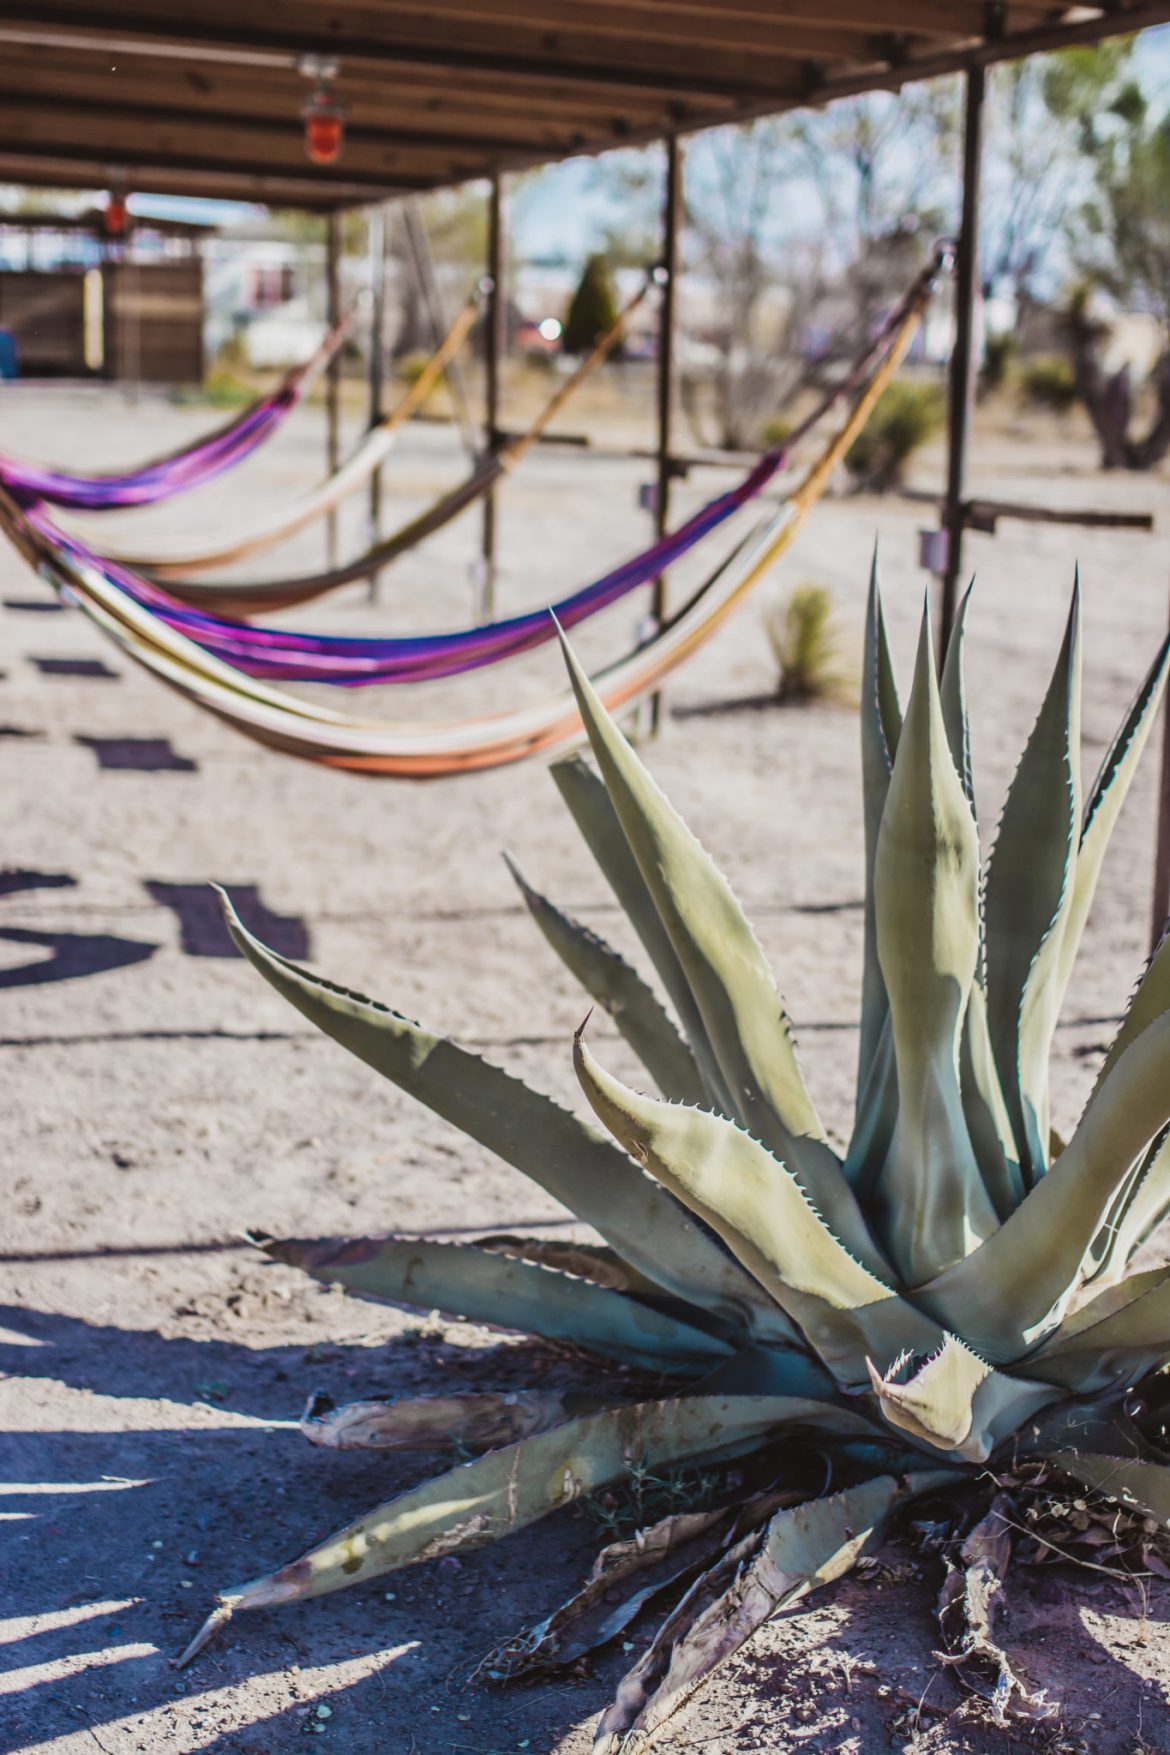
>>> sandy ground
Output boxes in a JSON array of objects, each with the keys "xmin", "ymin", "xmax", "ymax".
[{"xmin": 3, "ymin": 378, "xmax": 1170, "ymax": 1755}]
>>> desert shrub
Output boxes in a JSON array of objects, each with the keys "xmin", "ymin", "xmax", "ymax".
[
  {"xmin": 760, "ymin": 414, "xmax": 794, "ymax": 449},
  {"xmin": 563, "ymin": 254, "xmax": 622, "ymax": 358},
  {"xmin": 844, "ymin": 378, "xmax": 944, "ymax": 490},
  {"xmin": 1019, "ymin": 355, "xmax": 1078, "ymax": 412},
  {"xmin": 766, "ymin": 584, "xmax": 852, "ymax": 704},
  {"xmin": 981, "ymin": 331, "xmax": 1018, "ymax": 396}
]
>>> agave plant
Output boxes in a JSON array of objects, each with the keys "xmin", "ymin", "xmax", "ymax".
[{"xmin": 185, "ymin": 573, "xmax": 1170, "ymax": 1745}]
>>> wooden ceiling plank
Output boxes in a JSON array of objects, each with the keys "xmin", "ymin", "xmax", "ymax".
[{"xmin": 0, "ymin": 4, "xmax": 828, "ymax": 99}]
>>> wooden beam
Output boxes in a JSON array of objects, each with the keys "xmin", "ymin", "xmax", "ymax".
[
  {"xmin": 651, "ymin": 133, "xmax": 682, "ymax": 735},
  {"xmin": 480, "ymin": 174, "xmax": 505, "ymax": 622},
  {"xmin": 1152, "ymin": 571, "xmax": 1170, "ymax": 953},
  {"xmin": 0, "ymin": 146, "xmax": 399, "ymax": 205},
  {"xmin": 0, "ymin": 51, "xmax": 686, "ymax": 144},
  {"xmin": 939, "ymin": 61, "xmax": 984, "ymax": 651},
  {"xmin": 0, "ymin": 105, "xmax": 477, "ymax": 187},
  {"xmin": 0, "ymin": 4, "xmax": 828, "ymax": 100},
  {"xmin": 325, "ymin": 210, "xmax": 342, "ymax": 568}
]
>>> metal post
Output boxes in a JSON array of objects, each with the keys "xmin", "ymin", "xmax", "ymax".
[
  {"xmin": 366, "ymin": 202, "xmax": 388, "ymax": 601},
  {"xmin": 939, "ymin": 62, "xmax": 985, "ymax": 654},
  {"xmin": 480, "ymin": 175, "xmax": 505, "ymax": 623},
  {"xmin": 1152, "ymin": 569, "xmax": 1170, "ymax": 951},
  {"xmin": 325, "ymin": 209, "xmax": 343, "ymax": 569},
  {"xmin": 650, "ymin": 135, "xmax": 682, "ymax": 733}
]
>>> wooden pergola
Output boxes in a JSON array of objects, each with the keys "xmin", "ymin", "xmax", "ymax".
[{"xmin": 0, "ymin": 5, "xmax": 1166, "ymax": 207}]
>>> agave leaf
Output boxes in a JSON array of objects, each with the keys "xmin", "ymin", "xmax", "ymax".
[
  {"xmin": 939, "ymin": 583, "xmax": 975, "ymax": 812},
  {"xmin": 1093, "ymin": 928, "xmax": 1170, "ymax": 1092},
  {"xmin": 917, "ymin": 1011, "xmax": 1170, "ymax": 1360},
  {"xmin": 491, "ymin": 1496, "xmax": 789, "ymax": 1680},
  {"xmin": 574, "ymin": 1033, "xmax": 947, "ymax": 1390},
  {"xmin": 1085, "ymin": 1131, "xmax": 1170, "ymax": 1291},
  {"xmin": 179, "ymin": 1393, "xmax": 857, "ymax": 1664},
  {"xmin": 300, "ymin": 1389, "xmax": 581, "ymax": 1451},
  {"xmin": 1057, "ymin": 632, "xmax": 1170, "ymax": 998},
  {"xmin": 503, "ymin": 853, "xmax": 704, "ymax": 1104},
  {"xmin": 693, "ymin": 1343, "xmax": 841, "ymax": 1403},
  {"xmin": 596, "ymin": 1473, "xmax": 949, "ymax": 1752},
  {"xmin": 984, "ymin": 590, "xmax": 1082, "ymax": 1185},
  {"xmin": 552, "ymin": 754, "xmax": 733, "ymax": 1116},
  {"xmin": 473, "ymin": 1234, "xmax": 663, "ymax": 1296},
  {"xmin": 872, "ymin": 606, "xmax": 997, "ymax": 1282},
  {"xmin": 1052, "ymin": 1452, "xmax": 1170, "ymax": 1527},
  {"xmin": 1029, "ymin": 1266, "xmax": 1170, "ymax": 1393},
  {"xmin": 558, "ymin": 625, "xmax": 840, "ymax": 1198},
  {"xmin": 960, "ymin": 981, "xmax": 1024, "ymax": 1219},
  {"xmin": 845, "ymin": 1018, "xmax": 898, "ymax": 1195},
  {"xmin": 220, "ymin": 892, "xmax": 772, "ymax": 1335},
  {"xmin": 856, "ymin": 557, "xmax": 903, "ymax": 1106},
  {"xmin": 866, "ymin": 1336, "xmax": 1059, "ymax": 1463},
  {"xmin": 261, "ymin": 1233, "xmax": 734, "ymax": 1373}
]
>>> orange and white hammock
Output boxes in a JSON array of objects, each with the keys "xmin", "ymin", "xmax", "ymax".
[{"xmin": 6, "ymin": 276, "xmax": 926, "ymax": 780}]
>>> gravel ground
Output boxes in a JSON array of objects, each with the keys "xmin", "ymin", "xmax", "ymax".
[{"xmin": 2, "ymin": 380, "xmax": 1170, "ymax": 1754}]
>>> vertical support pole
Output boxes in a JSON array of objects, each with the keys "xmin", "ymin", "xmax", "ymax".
[
  {"xmin": 650, "ymin": 134, "xmax": 682, "ymax": 734},
  {"xmin": 939, "ymin": 62, "xmax": 985, "ymax": 656},
  {"xmin": 480, "ymin": 174, "xmax": 505, "ymax": 623},
  {"xmin": 366, "ymin": 202, "xmax": 388, "ymax": 602},
  {"xmin": 1152, "ymin": 570, "xmax": 1170, "ymax": 952},
  {"xmin": 324, "ymin": 209, "xmax": 343, "ymax": 569}
]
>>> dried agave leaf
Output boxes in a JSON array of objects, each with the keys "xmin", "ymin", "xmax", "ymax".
[
  {"xmin": 595, "ymin": 1474, "xmax": 907, "ymax": 1751},
  {"xmin": 937, "ymin": 1494, "xmax": 1053, "ymax": 1722},
  {"xmin": 300, "ymin": 1389, "xmax": 579, "ymax": 1451}
]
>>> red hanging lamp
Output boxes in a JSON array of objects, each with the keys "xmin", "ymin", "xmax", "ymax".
[
  {"xmin": 300, "ymin": 57, "xmax": 345, "ymax": 165},
  {"xmin": 104, "ymin": 189, "xmax": 129, "ymax": 237}
]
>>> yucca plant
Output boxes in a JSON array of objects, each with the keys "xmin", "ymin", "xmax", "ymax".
[
  {"xmin": 185, "ymin": 573, "xmax": 1170, "ymax": 1745},
  {"xmin": 767, "ymin": 581, "xmax": 853, "ymax": 703}
]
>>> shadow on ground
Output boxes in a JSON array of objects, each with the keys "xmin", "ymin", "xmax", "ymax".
[{"xmin": 0, "ymin": 1305, "xmax": 622, "ymax": 1755}]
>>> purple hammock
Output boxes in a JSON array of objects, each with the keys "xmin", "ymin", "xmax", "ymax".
[
  {"xmin": 0, "ymin": 317, "xmax": 348, "ymax": 512},
  {"xmin": 29, "ymin": 261, "xmax": 938, "ymax": 687}
]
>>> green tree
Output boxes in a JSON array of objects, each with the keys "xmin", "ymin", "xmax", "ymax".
[{"xmin": 562, "ymin": 253, "xmax": 621, "ymax": 356}]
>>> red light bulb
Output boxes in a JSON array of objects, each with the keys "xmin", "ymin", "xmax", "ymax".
[{"xmin": 304, "ymin": 90, "xmax": 344, "ymax": 165}]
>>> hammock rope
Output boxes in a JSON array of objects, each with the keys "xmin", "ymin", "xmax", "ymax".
[
  {"xmin": 42, "ymin": 256, "xmax": 940, "ymax": 689},
  {"xmin": 0, "ymin": 312, "xmax": 354, "ymax": 512},
  {"xmin": 1, "ymin": 254, "xmax": 937, "ymax": 780},
  {"xmin": 127, "ymin": 270, "xmax": 657, "ymax": 616},
  {"xmin": 104, "ymin": 288, "xmax": 484, "ymax": 578}
]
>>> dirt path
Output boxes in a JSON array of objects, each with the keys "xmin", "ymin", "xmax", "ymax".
[{"xmin": 2, "ymin": 386, "xmax": 1170, "ymax": 1752}]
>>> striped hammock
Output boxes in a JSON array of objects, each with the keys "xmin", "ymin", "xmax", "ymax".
[
  {"xmin": 1, "ymin": 260, "xmax": 931, "ymax": 780},
  {"xmin": 36, "ymin": 257, "xmax": 938, "ymax": 689},
  {"xmin": 94, "ymin": 289, "xmax": 483, "ymax": 578},
  {"xmin": 0, "ymin": 314, "xmax": 353, "ymax": 512},
  {"xmin": 112, "ymin": 273, "xmax": 655, "ymax": 615}
]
